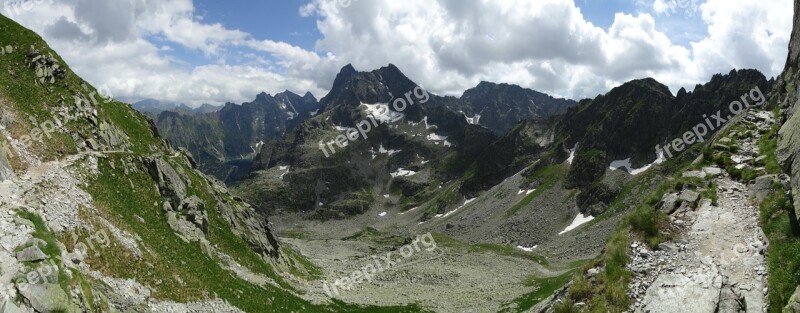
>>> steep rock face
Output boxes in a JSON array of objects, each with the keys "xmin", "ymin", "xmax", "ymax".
[
  {"xmin": 563, "ymin": 72, "xmax": 768, "ymax": 190},
  {"xmin": 559, "ymin": 78, "xmax": 677, "ymax": 192},
  {"xmin": 217, "ymin": 91, "xmax": 318, "ymax": 159},
  {"xmin": 453, "ymin": 81, "xmax": 577, "ymax": 135},
  {"xmin": 154, "ymin": 90, "xmax": 320, "ymax": 183},
  {"xmin": 0, "ymin": 144, "xmax": 13, "ymax": 181},
  {"xmin": 156, "ymin": 111, "xmax": 228, "ymax": 178},
  {"xmin": 773, "ymin": 0, "xmax": 800, "ymax": 225},
  {"xmin": 460, "ymin": 118, "xmax": 558, "ymax": 195}
]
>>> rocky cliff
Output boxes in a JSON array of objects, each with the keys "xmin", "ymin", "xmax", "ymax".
[{"xmin": 773, "ymin": 0, "xmax": 800, "ymax": 226}]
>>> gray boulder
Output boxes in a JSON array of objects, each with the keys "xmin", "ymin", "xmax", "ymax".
[
  {"xmin": 679, "ymin": 190, "xmax": 701, "ymax": 207},
  {"xmin": 16, "ymin": 245, "xmax": 47, "ymax": 262},
  {"xmin": 752, "ymin": 175, "xmax": 778, "ymax": 202},
  {"xmin": 683, "ymin": 171, "xmax": 707, "ymax": 179},
  {"xmin": 702, "ymin": 167, "xmax": 724, "ymax": 178},
  {"xmin": 0, "ymin": 145, "xmax": 13, "ymax": 182},
  {"xmin": 659, "ymin": 193, "xmax": 680, "ymax": 214},
  {"xmin": 181, "ymin": 196, "xmax": 208, "ymax": 234},
  {"xmin": 0, "ymin": 298, "xmax": 24, "ymax": 313},
  {"xmin": 18, "ymin": 284, "xmax": 77, "ymax": 313},
  {"xmin": 786, "ymin": 286, "xmax": 800, "ymax": 313},
  {"xmin": 642, "ymin": 268, "xmax": 723, "ymax": 313},
  {"xmin": 146, "ymin": 158, "xmax": 187, "ymax": 208}
]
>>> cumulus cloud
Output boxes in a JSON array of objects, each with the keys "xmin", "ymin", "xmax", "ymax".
[
  {"xmin": 303, "ymin": 0, "xmax": 791, "ymax": 98},
  {"xmin": 2, "ymin": 0, "xmax": 793, "ymax": 105}
]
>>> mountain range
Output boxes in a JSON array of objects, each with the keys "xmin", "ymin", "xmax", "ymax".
[{"xmin": 1, "ymin": 4, "xmax": 799, "ymax": 312}]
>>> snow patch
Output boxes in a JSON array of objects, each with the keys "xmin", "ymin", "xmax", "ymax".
[
  {"xmin": 558, "ymin": 213, "xmax": 595, "ymax": 235},
  {"xmin": 422, "ymin": 116, "xmax": 437, "ymax": 130},
  {"xmin": 334, "ymin": 125, "xmax": 357, "ymax": 133},
  {"xmin": 378, "ymin": 145, "xmax": 401, "ymax": 156},
  {"xmin": 462, "ymin": 111, "xmax": 482, "ymax": 125},
  {"xmin": 427, "ymin": 133, "xmax": 447, "ymax": 142},
  {"xmin": 436, "ymin": 198, "xmax": 477, "ymax": 219},
  {"xmin": 390, "ymin": 168, "xmax": 417, "ymax": 178},
  {"xmin": 399, "ymin": 207, "xmax": 418, "ymax": 215},
  {"xmin": 608, "ymin": 149, "xmax": 665, "ymax": 176},
  {"xmin": 378, "ymin": 212, "xmax": 387, "ymax": 217},
  {"xmin": 516, "ymin": 245, "xmax": 538, "ymax": 252},
  {"xmin": 567, "ymin": 143, "xmax": 579, "ymax": 165},
  {"xmin": 361, "ymin": 103, "xmax": 404, "ymax": 123}
]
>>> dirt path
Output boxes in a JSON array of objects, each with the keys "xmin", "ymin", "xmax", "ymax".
[{"xmin": 628, "ymin": 110, "xmax": 773, "ymax": 313}]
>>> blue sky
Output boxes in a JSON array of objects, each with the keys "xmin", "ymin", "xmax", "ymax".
[{"xmin": 6, "ymin": 0, "xmax": 792, "ymax": 105}]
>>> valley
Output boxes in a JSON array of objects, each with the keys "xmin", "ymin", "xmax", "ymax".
[{"xmin": 0, "ymin": 1, "xmax": 799, "ymax": 313}]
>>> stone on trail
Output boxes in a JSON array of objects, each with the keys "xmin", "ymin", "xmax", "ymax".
[
  {"xmin": 16, "ymin": 244, "xmax": 47, "ymax": 262},
  {"xmin": 0, "ymin": 298, "xmax": 24, "ymax": 313},
  {"xmin": 659, "ymin": 193, "xmax": 680, "ymax": 214},
  {"xmin": 18, "ymin": 284, "xmax": 78, "ymax": 313},
  {"xmin": 702, "ymin": 167, "xmax": 723, "ymax": 178},
  {"xmin": 642, "ymin": 267, "xmax": 723, "ymax": 313},
  {"xmin": 678, "ymin": 190, "xmax": 700, "ymax": 208},
  {"xmin": 683, "ymin": 171, "xmax": 707, "ymax": 179}
]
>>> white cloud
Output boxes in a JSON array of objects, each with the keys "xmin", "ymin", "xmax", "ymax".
[{"xmin": 2, "ymin": 0, "xmax": 793, "ymax": 106}]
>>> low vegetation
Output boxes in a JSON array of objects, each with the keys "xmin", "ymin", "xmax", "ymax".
[{"xmin": 760, "ymin": 186, "xmax": 800, "ymax": 312}]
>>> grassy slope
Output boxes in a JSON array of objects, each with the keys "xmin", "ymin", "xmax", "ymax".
[{"xmin": 0, "ymin": 14, "xmax": 427, "ymax": 313}]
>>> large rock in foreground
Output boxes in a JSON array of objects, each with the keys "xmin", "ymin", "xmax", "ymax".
[
  {"xmin": 641, "ymin": 267, "xmax": 723, "ymax": 313},
  {"xmin": 19, "ymin": 284, "xmax": 79, "ymax": 313}
]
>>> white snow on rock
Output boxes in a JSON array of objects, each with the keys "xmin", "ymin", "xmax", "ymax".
[
  {"xmin": 361, "ymin": 103, "xmax": 404, "ymax": 123},
  {"xmin": 399, "ymin": 207, "xmax": 418, "ymax": 215},
  {"xmin": 390, "ymin": 168, "xmax": 417, "ymax": 178},
  {"xmin": 423, "ymin": 116, "xmax": 437, "ymax": 129},
  {"xmin": 435, "ymin": 198, "xmax": 477, "ymax": 219},
  {"xmin": 567, "ymin": 143, "xmax": 579, "ymax": 165},
  {"xmin": 461, "ymin": 111, "xmax": 482, "ymax": 125},
  {"xmin": 558, "ymin": 213, "xmax": 595, "ymax": 235},
  {"xmin": 378, "ymin": 145, "xmax": 401, "ymax": 156},
  {"xmin": 279, "ymin": 166, "xmax": 290, "ymax": 180},
  {"xmin": 378, "ymin": 212, "xmax": 387, "ymax": 217},
  {"xmin": 516, "ymin": 245, "xmax": 538, "ymax": 252},
  {"xmin": 609, "ymin": 149, "xmax": 665, "ymax": 175},
  {"xmin": 427, "ymin": 133, "xmax": 447, "ymax": 141}
]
